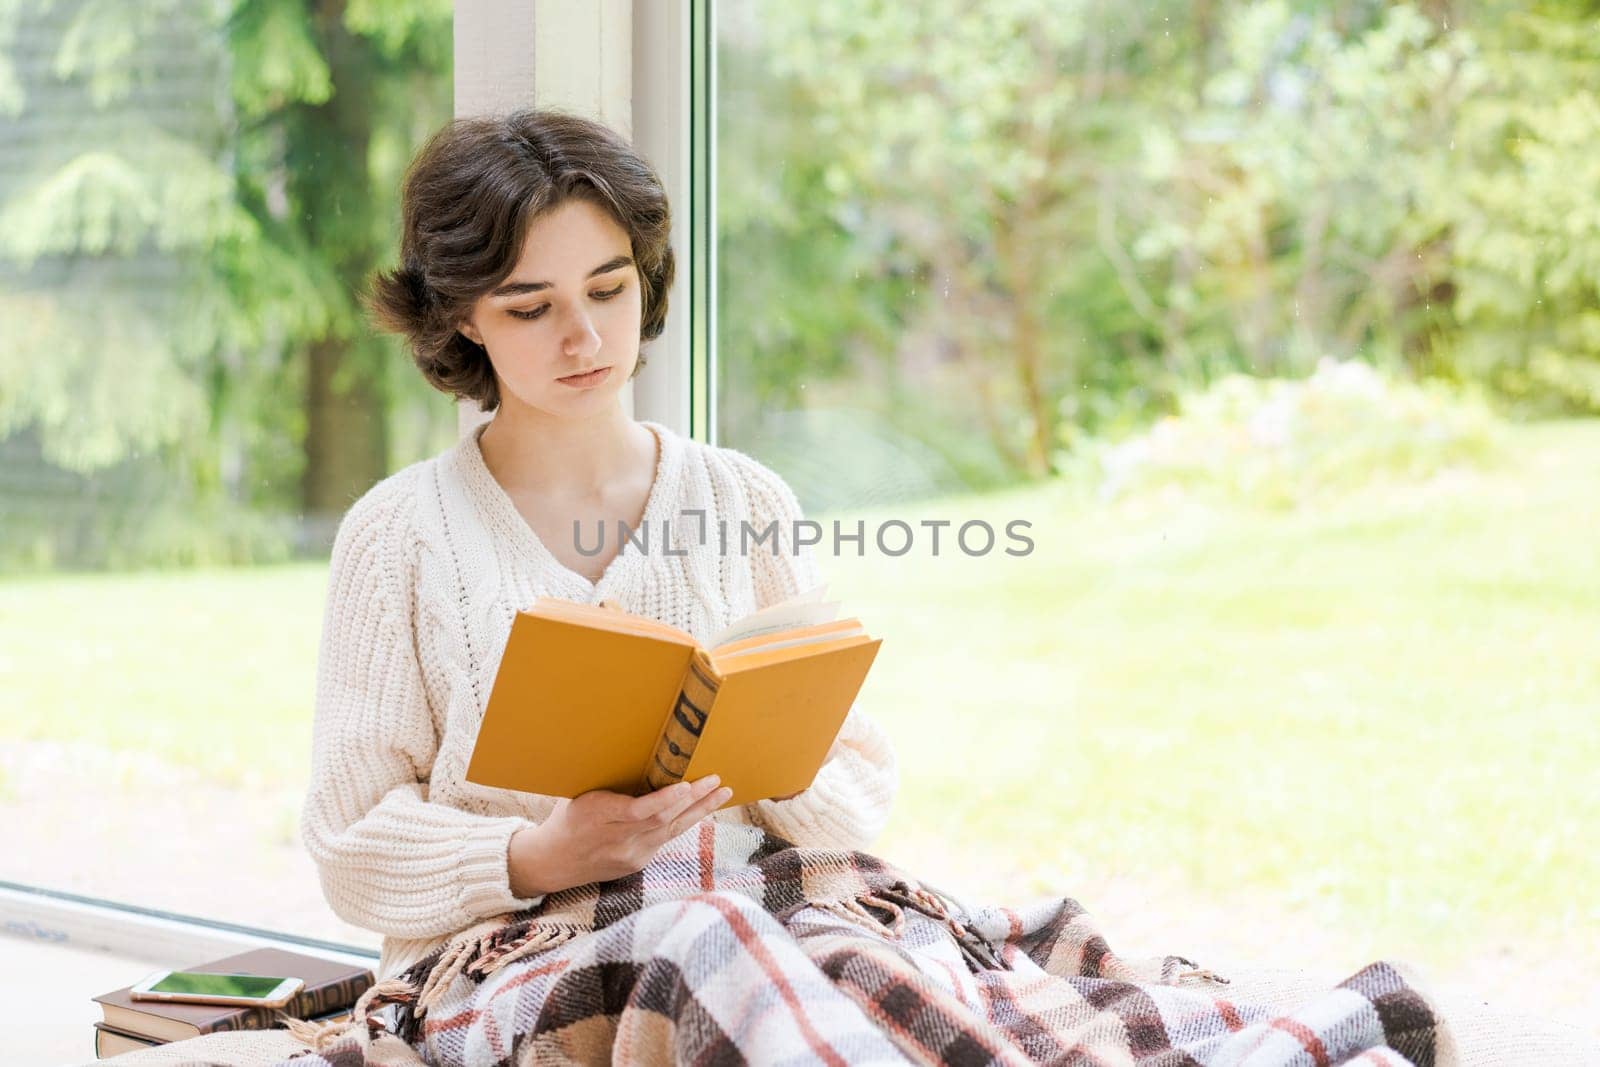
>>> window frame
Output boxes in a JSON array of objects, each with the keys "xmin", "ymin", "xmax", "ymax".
[{"xmin": 1, "ymin": 0, "xmax": 701, "ymax": 960}]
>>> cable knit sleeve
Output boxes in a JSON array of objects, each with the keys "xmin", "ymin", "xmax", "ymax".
[
  {"xmin": 726, "ymin": 452, "xmax": 899, "ymax": 852},
  {"xmin": 299, "ymin": 476, "xmax": 545, "ymax": 940}
]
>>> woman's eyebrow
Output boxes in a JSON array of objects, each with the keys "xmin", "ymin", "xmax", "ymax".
[{"xmin": 490, "ymin": 255, "xmax": 634, "ymax": 297}]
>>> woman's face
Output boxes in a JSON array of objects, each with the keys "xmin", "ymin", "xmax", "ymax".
[{"xmin": 458, "ymin": 197, "xmax": 644, "ymax": 418}]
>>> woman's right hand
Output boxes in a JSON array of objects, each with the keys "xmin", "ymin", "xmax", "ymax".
[{"xmin": 508, "ymin": 775, "xmax": 733, "ymax": 897}]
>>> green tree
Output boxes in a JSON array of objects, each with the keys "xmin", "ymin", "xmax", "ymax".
[
  {"xmin": 1443, "ymin": 1, "xmax": 1600, "ymax": 412},
  {"xmin": 734, "ymin": 0, "xmax": 1218, "ymax": 477},
  {"xmin": 1125, "ymin": 3, "xmax": 1473, "ymax": 381},
  {"xmin": 0, "ymin": 0, "xmax": 452, "ymax": 561},
  {"xmin": 720, "ymin": 0, "xmax": 1600, "ymax": 488}
]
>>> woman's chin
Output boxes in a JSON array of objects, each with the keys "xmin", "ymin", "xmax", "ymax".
[
  {"xmin": 498, "ymin": 365, "xmax": 637, "ymax": 418},
  {"xmin": 501, "ymin": 388, "xmax": 625, "ymax": 421}
]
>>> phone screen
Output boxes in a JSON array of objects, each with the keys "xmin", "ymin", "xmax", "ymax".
[{"xmin": 149, "ymin": 972, "xmax": 291, "ymax": 999}]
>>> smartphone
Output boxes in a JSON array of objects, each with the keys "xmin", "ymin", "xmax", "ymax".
[{"xmin": 129, "ymin": 969, "xmax": 305, "ymax": 1008}]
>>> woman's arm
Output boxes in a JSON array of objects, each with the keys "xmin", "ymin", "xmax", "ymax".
[
  {"xmin": 299, "ymin": 480, "xmax": 545, "ymax": 940},
  {"xmin": 729, "ymin": 453, "xmax": 900, "ymax": 851}
]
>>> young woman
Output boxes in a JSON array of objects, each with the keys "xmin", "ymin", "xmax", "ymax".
[
  {"xmin": 300, "ymin": 111, "xmax": 900, "ymax": 982},
  {"xmin": 107, "ymin": 110, "xmax": 1597, "ymax": 1067}
]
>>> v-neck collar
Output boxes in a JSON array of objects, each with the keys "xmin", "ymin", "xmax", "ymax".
[{"xmin": 457, "ymin": 418, "xmax": 682, "ymax": 602}]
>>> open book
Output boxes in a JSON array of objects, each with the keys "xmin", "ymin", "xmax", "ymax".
[{"xmin": 465, "ymin": 588, "xmax": 882, "ymax": 806}]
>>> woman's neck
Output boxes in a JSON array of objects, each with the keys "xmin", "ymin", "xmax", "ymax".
[{"xmin": 477, "ymin": 401, "xmax": 652, "ymax": 501}]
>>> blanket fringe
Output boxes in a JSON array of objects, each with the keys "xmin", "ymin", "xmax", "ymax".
[
  {"xmin": 1163, "ymin": 954, "xmax": 1231, "ymax": 985},
  {"xmin": 471, "ymin": 921, "xmax": 585, "ymax": 978},
  {"xmin": 814, "ymin": 881, "xmax": 1007, "ymax": 974},
  {"xmin": 281, "ymin": 976, "xmax": 417, "ymax": 1051},
  {"xmin": 417, "ymin": 931, "xmax": 489, "ymax": 1014},
  {"xmin": 881, "ymin": 881, "xmax": 1007, "ymax": 972},
  {"xmin": 276, "ymin": 918, "xmax": 582, "ymax": 1046},
  {"xmin": 410, "ymin": 919, "xmax": 586, "ymax": 1016},
  {"xmin": 281, "ymin": 1013, "xmax": 345, "ymax": 1050}
]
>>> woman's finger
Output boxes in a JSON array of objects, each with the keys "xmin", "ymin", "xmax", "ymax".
[
  {"xmin": 623, "ymin": 775, "xmax": 719, "ymax": 824},
  {"xmin": 573, "ymin": 787, "xmax": 651, "ymax": 823},
  {"xmin": 663, "ymin": 778, "xmax": 728, "ymax": 827},
  {"xmin": 621, "ymin": 781, "xmax": 690, "ymax": 823},
  {"xmin": 656, "ymin": 784, "xmax": 734, "ymax": 841}
]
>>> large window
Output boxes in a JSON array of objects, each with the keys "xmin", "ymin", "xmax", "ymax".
[
  {"xmin": 3, "ymin": 1, "xmax": 1594, "ymax": 1040},
  {"xmin": 0, "ymin": 0, "xmax": 456, "ymax": 949},
  {"xmin": 714, "ymin": 0, "xmax": 1599, "ymax": 1031}
]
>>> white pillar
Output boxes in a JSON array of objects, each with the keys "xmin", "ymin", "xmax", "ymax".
[
  {"xmin": 452, "ymin": 0, "xmax": 643, "ymax": 439},
  {"xmin": 630, "ymin": 0, "xmax": 695, "ymax": 438}
]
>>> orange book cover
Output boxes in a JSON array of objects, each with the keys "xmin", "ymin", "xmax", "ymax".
[{"xmin": 465, "ymin": 595, "xmax": 881, "ymax": 806}]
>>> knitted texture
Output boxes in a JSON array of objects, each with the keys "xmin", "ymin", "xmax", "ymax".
[{"xmin": 299, "ymin": 420, "xmax": 898, "ymax": 981}]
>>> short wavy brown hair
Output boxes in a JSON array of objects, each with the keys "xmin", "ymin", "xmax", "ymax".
[{"xmin": 369, "ymin": 110, "xmax": 675, "ymax": 411}]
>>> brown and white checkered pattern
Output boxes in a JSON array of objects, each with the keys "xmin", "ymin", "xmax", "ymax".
[{"xmin": 269, "ymin": 822, "xmax": 1439, "ymax": 1066}]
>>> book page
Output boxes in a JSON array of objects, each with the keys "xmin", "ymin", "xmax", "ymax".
[
  {"xmin": 706, "ymin": 585, "xmax": 837, "ymax": 649},
  {"xmin": 715, "ymin": 621, "xmax": 867, "ymax": 661}
]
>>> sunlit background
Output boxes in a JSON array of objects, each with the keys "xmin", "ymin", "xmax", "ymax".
[{"xmin": 2, "ymin": 0, "xmax": 1596, "ymax": 1036}]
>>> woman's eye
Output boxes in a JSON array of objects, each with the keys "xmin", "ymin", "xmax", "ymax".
[{"xmin": 506, "ymin": 285, "xmax": 625, "ymax": 321}]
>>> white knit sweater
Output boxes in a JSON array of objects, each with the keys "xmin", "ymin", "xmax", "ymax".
[{"xmin": 300, "ymin": 419, "xmax": 898, "ymax": 980}]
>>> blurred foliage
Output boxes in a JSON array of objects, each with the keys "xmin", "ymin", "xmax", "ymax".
[
  {"xmin": 0, "ymin": 0, "xmax": 455, "ymax": 571},
  {"xmin": 718, "ymin": 0, "xmax": 1600, "ymax": 487},
  {"xmin": 4, "ymin": 2, "xmax": 1600, "ymax": 569},
  {"xmin": 1058, "ymin": 358, "xmax": 1505, "ymax": 508}
]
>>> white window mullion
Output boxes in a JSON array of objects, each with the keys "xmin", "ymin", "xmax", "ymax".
[
  {"xmin": 631, "ymin": 0, "xmax": 699, "ymax": 440},
  {"xmin": 455, "ymin": 0, "xmax": 705, "ymax": 441}
]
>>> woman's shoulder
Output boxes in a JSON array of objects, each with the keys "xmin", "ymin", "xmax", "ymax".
[{"xmin": 329, "ymin": 455, "xmax": 437, "ymax": 562}]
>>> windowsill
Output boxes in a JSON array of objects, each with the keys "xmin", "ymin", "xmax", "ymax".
[{"xmin": 12, "ymin": 937, "xmax": 167, "ymax": 1067}]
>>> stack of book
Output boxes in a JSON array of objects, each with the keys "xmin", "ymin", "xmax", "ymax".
[{"xmin": 90, "ymin": 947, "xmax": 374, "ymax": 1058}]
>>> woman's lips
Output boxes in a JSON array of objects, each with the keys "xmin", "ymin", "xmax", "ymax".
[{"xmin": 557, "ymin": 366, "xmax": 612, "ymax": 388}]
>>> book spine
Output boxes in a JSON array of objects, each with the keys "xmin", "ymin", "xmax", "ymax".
[
  {"xmin": 96, "ymin": 1024, "xmax": 158, "ymax": 1056},
  {"xmin": 206, "ymin": 1010, "xmax": 271, "ymax": 1034},
  {"xmin": 194, "ymin": 973, "xmax": 375, "ymax": 1034},
  {"xmin": 645, "ymin": 648, "xmax": 721, "ymax": 790},
  {"xmin": 288, "ymin": 973, "xmax": 375, "ymax": 1019}
]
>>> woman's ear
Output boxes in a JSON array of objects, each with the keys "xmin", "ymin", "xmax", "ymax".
[{"xmin": 458, "ymin": 317, "xmax": 484, "ymax": 347}]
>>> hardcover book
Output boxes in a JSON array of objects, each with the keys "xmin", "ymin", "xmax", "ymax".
[
  {"xmin": 93, "ymin": 1023, "xmax": 158, "ymax": 1059},
  {"xmin": 92, "ymin": 947, "xmax": 373, "ymax": 1044},
  {"xmin": 467, "ymin": 588, "xmax": 881, "ymax": 806}
]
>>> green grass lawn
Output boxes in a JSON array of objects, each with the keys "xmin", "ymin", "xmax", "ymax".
[
  {"xmin": 835, "ymin": 419, "xmax": 1599, "ymax": 968},
  {"xmin": 0, "ymin": 560, "xmax": 328, "ymax": 787},
  {"xmin": 3, "ymin": 420, "xmax": 1596, "ymax": 971}
]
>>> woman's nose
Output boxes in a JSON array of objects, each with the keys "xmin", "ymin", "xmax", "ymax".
[{"xmin": 560, "ymin": 305, "xmax": 602, "ymax": 358}]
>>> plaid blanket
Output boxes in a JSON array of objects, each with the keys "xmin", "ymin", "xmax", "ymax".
[{"xmin": 274, "ymin": 822, "xmax": 1440, "ymax": 1066}]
